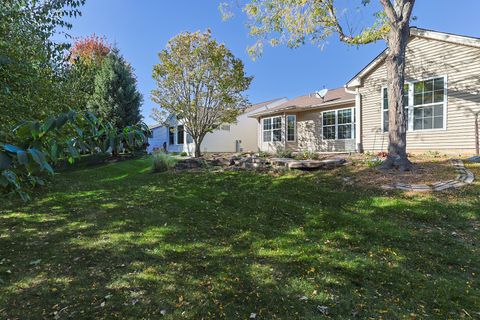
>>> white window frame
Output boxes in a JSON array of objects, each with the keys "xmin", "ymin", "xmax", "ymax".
[
  {"xmin": 381, "ymin": 75, "xmax": 448, "ymax": 133},
  {"xmin": 262, "ymin": 116, "xmax": 283, "ymax": 142},
  {"xmin": 286, "ymin": 115, "xmax": 296, "ymax": 142},
  {"xmin": 321, "ymin": 107, "xmax": 356, "ymax": 141}
]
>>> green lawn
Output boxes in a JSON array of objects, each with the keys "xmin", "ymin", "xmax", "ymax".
[{"xmin": 1, "ymin": 158, "xmax": 479, "ymax": 319}]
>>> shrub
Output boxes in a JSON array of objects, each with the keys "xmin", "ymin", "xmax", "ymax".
[
  {"xmin": 152, "ymin": 152, "xmax": 177, "ymax": 172},
  {"xmin": 275, "ymin": 147, "xmax": 293, "ymax": 158},
  {"xmin": 257, "ymin": 151, "xmax": 271, "ymax": 158},
  {"xmin": 365, "ymin": 157, "xmax": 383, "ymax": 168},
  {"xmin": 180, "ymin": 151, "xmax": 188, "ymax": 157},
  {"xmin": 295, "ymin": 150, "xmax": 319, "ymax": 160}
]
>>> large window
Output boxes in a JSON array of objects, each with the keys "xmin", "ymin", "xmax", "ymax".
[
  {"xmin": 413, "ymin": 77, "xmax": 445, "ymax": 130},
  {"xmin": 382, "ymin": 76, "xmax": 446, "ymax": 132},
  {"xmin": 287, "ymin": 115, "xmax": 296, "ymax": 141},
  {"xmin": 262, "ymin": 116, "xmax": 282, "ymax": 142},
  {"xmin": 322, "ymin": 108, "xmax": 355, "ymax": 140},
  {"xmin": 169, "ymin": 127, "xmax": 175, "ymax": 145},
  {"xmin": 177, "ymin": 125, "xmax": 184, "ymax": 144},
  {"xmin": 322, "ymin": 111, "xmax": 336, "ymax": 140}
]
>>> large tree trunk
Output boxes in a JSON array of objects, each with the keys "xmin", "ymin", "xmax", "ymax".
[{"xmin": 380, "ymin": 17, "xmax": 413, "ymax": 171}]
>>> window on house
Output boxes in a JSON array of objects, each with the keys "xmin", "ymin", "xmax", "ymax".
[
  {"xmin": 263, "ymin": 118, "xmax": 271, "ymax": 142},
  {"xmin": 382, "ymin": 77, "xmax": 446, "ymax": 132},
  {"xmin": 338, "ymin": 109, "xmax": 353, "ymax": 139},
  {"xmin": 262, "ymin": 116, "xmax": 282, "ymax": 142},
  {"xmin": 322, "ymin": 111, "xmax": 336, "ymax": 140},
  {"xmin": 186, "ymin": 133, "xmax": 193, "ymax": 144},
  {"xmin": 413, "ymin": 77, "xmax": 445, "ymax": 130},
  {"xmin": 382, "ymin": 85, "xmax": 409, "ymax": 132},
  {"xmin": 177, "ymin": 125, "xmax": 184, "ymax": 144},
  {"xmin": 221, "ymin": 125, "xmax": 231, "ymax": 131},
  {"xmin": 287, "ymin": 115, "xmax": 296, "ymax": 141},
  {"xmin": 322, "ymin": 108, "xmax": 355, "ymax": 140},
  {"xmin": 169, "ymin": 127, "xmax": 175, "ymax": 145}
]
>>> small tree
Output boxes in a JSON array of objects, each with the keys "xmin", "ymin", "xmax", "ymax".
[
  {"xmin": 151, "ymin": 30, "xmax": 252, "ymax": 157},
  {"xmin": 222, "ymin": 0, "xmax": 415, "ymax": 171},
  {"xmin": 88, "ymin": 49, "xmax": 143, "ymax": 128}
]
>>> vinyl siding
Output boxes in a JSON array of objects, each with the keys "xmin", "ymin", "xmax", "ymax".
[{"xmin": 359, "ymin": 36, "xmax": 480, "ymax": 153}]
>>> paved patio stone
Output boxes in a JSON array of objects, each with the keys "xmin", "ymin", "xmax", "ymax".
[{"xmin": 383, "ymin": 159, "xmax": 474, "ymax": 192}]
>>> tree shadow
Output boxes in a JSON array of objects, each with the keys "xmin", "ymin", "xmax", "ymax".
[{"xmin": 0, "ymin": 159, "xmax": 479, "ymax": 319}]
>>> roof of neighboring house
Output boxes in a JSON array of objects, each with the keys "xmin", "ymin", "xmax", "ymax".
[
  {"xmin": 346, "ymin": 27, "xmax": 480, "ymax": 89},
  {"xmin": 244, "ymin": 97, "xmax": 288, "ymax": 113},
  {"xmin": 149, "ymin": 123, "xmax": 164, "ymax": 130},
  {"xmin": 249, "ymin": 88, "xmax": 354, "ymax": 118}
]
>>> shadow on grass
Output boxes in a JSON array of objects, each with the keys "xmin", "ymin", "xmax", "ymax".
[{"xmin": 0, "ymin": 159, "xmax": 479, "ymax": 319}]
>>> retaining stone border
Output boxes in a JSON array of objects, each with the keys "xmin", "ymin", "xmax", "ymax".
[{"xmin": 381, "ymin": 159, "xmax": 475, "ymax": 192}]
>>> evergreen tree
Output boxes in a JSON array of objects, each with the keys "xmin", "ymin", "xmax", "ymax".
[{"xmin": 89, "ymin": 50, "xmax": 143, "ymax": 128}]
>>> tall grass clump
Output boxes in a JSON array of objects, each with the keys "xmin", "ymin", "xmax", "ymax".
[{"xmin": 152, "ymin": 152, "xmax": 177, "ymax": 172}]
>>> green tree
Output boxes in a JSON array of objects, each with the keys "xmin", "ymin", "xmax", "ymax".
[
  {"xmin": 67, "ymin": 35, "xmax": 112, "ymax": 112},
  {"xmin": 88, "ymin": 50, "xmax": 143, "ymax": 128},
  {"xmin": 222, "ymin": 0, "xmax": 415, "ymax": 171},
  {"xmin": 151, "ymin": 30, "xmax": 252, "ymax": 157},
  {"xmin": 0, "ymin": 0, "xmax": 85, "ymax": 133}
]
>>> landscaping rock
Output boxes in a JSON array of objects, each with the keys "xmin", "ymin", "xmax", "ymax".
[
  {"xmin": 175, "ymin": 158, "xmax": 205, "ymax": 170},
  {"xmin": 270, "ymin": 157, "xmax": 345, "ymax": 170},
  {"xmin": 467, "ymin": 156, "xmax": 480, "ymax": 163}
]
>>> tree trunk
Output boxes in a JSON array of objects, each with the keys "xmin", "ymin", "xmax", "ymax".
[
  {"xmin": 193, "ymin": 136, "xmax": 204, "ymax": 158},
  {"xmin": 380, "ymin": 21, "xmax": 413, "ymax": 172},
  {"xmin": 194, "ymin": 143, "xmax": 201, "ymax": 158}
]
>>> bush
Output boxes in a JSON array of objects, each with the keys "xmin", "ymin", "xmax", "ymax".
[
  {"xmin": 294, "ymin": 150, "xmax": 319, "ymax": 160},
  {"xmin": 257, "ymin": 151, "xmax": 272, "ymax": 158},
  {"xmin": 365, "ymin": 157, "xmax": 383, "ymax": 168},
  {"xmin": 152, "ymin": 152, "xmax": 177, "ymax": 172},
  {"xmin": 275, "ymin": 147, "xmax": 293, "ymax": 158},
  {"xmin": 180, "ymin": 151, "xmax": 188, "ymax": 157}
]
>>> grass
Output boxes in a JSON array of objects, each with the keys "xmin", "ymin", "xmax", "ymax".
[{"xmin": 0, "ymin": 157, "xmax": 479, "ymax": 319}]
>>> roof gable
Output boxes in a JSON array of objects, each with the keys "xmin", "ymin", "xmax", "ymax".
[{"xmin": 346, "ymin": 27, "xmax": 480, "ymax": 89}]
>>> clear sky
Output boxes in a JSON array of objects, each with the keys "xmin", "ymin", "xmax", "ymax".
[{"xmin": 65, "ymin": 1, "xmax": 480, "ymax": 125}]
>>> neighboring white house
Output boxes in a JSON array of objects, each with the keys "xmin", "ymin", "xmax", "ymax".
[{"xmin": 147, "ymin": 98, "xmax": 288, "ymax": 154}]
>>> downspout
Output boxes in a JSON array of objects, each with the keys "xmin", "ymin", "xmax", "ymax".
[
  {"xmin": 345, "ymin": 86, "xmax": 363, "ymax": 153},
  {"xmin": 283, "ymin": 112, "xmax": 287, "ymax": 150},
  {"xmin": 476, "ymin": 112, "xmax": 479, "ymax": 156}
]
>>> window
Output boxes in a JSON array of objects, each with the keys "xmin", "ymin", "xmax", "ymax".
[
  {"xmin": 220, "ymin": 125, "xmax": 231, "ymax": 131},
  {"xmin": 381, "ymin": 76, "xmax": 446, "ymax": 132},
  {"xmin": 322, "ymin": 108, "xmax": 355, "ymax": 140},
  {"xmin": 382, "ymin": 84, "xmax": 409, "ymax": 132},
  {"xmin": 177, "ymin": 125, "xmax": 184, "ymax": 144},
  {"xmin": 262, "ymin": 116, "xmax": 282, "ymax": 142},
  {"xmin": 322, "ymin": 111, "xmax": 336, "ymax": 140},
  {"xmin": 413, "ymin": 77, "xmax": 445, "ymax": 130},
  {"xmin": 186, "ymin": 133, "xmax": 193, "ymax": 144},
  {"xmin": 287, "ymin": 115, "xmax": 296, "ymax": 141},
  {"xmin": 169, "ymin": 127, "xmax": 175, "ymax": 145}
]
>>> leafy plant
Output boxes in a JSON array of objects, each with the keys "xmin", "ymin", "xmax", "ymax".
[
  {"xmin": 152, "ymin": 152, "xmax": 177, "ymax": 173},
  {"xmin": 1, "ymin": 110, "xmax": 150, "ymax": 201},
  {"xmin": 180, "ymin": 151, "xmax": 188, "ymax": 157},
  {"xmin": 365, "ymin": 157, "xmax": 383, "ymax": 168},
  {"xmin": 294, "ymin": 150, "xmax": 319, "ymax": 160},
  {"xmin": 274, "ymin": 147, "xmax": 293, "ymax": 158}
]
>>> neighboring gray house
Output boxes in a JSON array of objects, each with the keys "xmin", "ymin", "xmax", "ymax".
[
  {"xmin": 250, "ymin": 27, "xmax": 480, "ymax": 155},
  {"xmin": 147, "ymin": 98, "xmax": 287, "ymax": 154}
]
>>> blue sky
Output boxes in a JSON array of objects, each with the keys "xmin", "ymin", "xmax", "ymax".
[{"xmin": 66, "ymin": 1, "xmax": 480, "ymax": 125}]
